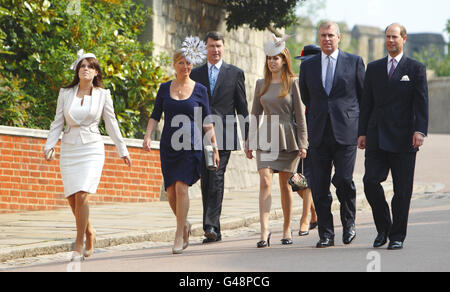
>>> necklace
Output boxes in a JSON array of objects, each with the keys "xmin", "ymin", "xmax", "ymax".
[{"xmin": 173, "ymin": 80, "xmax": 191, "ymax": 97}]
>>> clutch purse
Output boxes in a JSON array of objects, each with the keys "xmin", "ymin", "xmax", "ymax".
[
  {"xmin": 204, "ymin": 145, "xmax": 218, "ymax": 171},
  {"xmin": 288, "ymin": 159, "xmax": 308, "ymax": 191},
  {"xmin": 45, "ymin": 148, "xmax": 56, "ymax": 161}
]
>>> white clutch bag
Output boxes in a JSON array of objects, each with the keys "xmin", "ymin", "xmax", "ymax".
[
  {"xmin": 45, "ymin": 148, "xmax": 56, "ymax": 161},
  {"xmin": 204, "ymin": 145, "xmax": 218, "ymax": 171}
]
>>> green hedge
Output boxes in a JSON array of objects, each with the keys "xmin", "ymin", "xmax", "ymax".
[{"xmin": 0, "ymin": 0, "xmax": 170, "ymax": 138}]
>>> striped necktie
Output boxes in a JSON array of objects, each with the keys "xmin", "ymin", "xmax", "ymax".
[{"xmin": 388, "ymin": 59, "xmax": 397, "ymax": 79}]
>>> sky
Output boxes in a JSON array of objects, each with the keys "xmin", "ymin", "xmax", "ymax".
[{"xmin": 299, "ymin": 0, "xmax": 449, "ymax": 42}]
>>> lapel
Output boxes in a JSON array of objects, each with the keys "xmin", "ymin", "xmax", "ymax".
[
  {"xmin": 212, "ymin": 62, "xmax": 228, "ymax": 102},
  {"xmin": 380, "ymin": 56, "xmax": 389, "ymax": 83},
  {"xmin": 312, "ymin": 55, "xmax": 328, "ymax": 98},
  {"xmin": 199, "ymin": 64, "xmax": 212, "ymax": 99},
  {"xmin": 82, "ymin": 87, "xmax": 100, "ymax": 125},
  {"xmin": 389, "ymin": 55, "xmax": 408, "ymax": 85},
  {"xmin": 64, "ymin": 85, "xmax": 78, "ymax": 125},
  {"xmin": 329, "ymin": 50, "xmax": 345, "ymax": 96}
]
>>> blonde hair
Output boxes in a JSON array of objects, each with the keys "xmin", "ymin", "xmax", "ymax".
[
  {"xmin": 173, "ymin": 49, "xmax": 185, "ymax": 63},
  {"xmin": 258, "ymin": 48, "xmax": 296, "ymax": 98}
]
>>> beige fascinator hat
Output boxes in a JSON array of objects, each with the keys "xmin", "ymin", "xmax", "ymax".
[{"xmin": 263, "ymin": 34, "xmax": 291, "ymax": 57}]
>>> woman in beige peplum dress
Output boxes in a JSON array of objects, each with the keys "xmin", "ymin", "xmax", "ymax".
[{"xmin": 245, "ymin": 36, "xmax": 308, "ymax": 248}]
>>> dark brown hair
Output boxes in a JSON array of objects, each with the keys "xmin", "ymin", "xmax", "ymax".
[
  {"xmin": 204, "ymin": 31, "xmax": 225, "ymax": 45},
  {"xmin": 63, "ymin": 57, "xmax": 103, "ymax": 89}
]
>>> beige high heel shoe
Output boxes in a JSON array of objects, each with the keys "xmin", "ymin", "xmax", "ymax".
[
  {"xmin": 172, "ymin": 247, "xmax": 184, "ymax": 254},
  {"xmin": 70, "ymin": 251, "xmax": 85, "ymax": 262},
  {"xmin": 83, "ymin": 229, "xmax": 96, "ymax": 258},
  {"xmin": 183, "ymin": 221, "xmax": 192, "ymax": 250}
]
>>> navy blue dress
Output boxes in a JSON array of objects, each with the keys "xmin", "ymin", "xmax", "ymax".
[{"xmin": 150, "ymin": 81, "xmax": 210, "ymax": 190}]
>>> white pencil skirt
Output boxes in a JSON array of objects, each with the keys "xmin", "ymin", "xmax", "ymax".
[{"xmin": 60, "ymin": 140, "xmax": 105, "ymax": 198}]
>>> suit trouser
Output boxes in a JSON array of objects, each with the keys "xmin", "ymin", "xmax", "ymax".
[
  {"xmin": 310, "ymin": 119, "xmax": 357, "ymax": 240},
  {"xmin": 201, "ymin": 150, "xmax": 232, "ymax": 234},
  {"xmin": 363, "ymin": 148, "xmax": 417, "ymax": 242}
]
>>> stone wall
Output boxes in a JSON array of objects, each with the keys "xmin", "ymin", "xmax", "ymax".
[
  {"xmin": 141, "ymin": 0, "xmax": 268, "ymax": 109},
  {"xmin": 428, "ymin": 77, "xmax": 450, "ymax": 134},
  {"xmin": 351, "ymin": 25, "xmax": 385, "ymax": 64}
]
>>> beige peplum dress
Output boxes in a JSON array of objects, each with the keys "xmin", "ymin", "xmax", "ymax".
[{"xmin": 249, "ymin": 78, "xmax": 308, "ymax": 173}]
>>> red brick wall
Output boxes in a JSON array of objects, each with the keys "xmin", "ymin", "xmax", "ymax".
[{"xmin": 0, "ymin": 133, "xmax": 163, "ymax": 213}]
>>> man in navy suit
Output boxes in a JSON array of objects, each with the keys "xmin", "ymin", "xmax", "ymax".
[
  {"xmin": 190, "ymin": 31, "xmax": 249, "ymax": 244},
  {"xmin": 358, "ymin": 23, "xmax": 428, "ymax": 250},
  {"xmin": 299, "ymin": 21, "xmax": 365, "ymax": 248}
]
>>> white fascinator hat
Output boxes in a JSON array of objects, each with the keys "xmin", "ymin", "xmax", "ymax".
[
  {"xmin": 180, "ymin": 36, "xmax": 207, "ymax": 66},
  {"xmin": 70, "ymin": 49, "xmax": 97, "ymax": 70},
  {"xmin": 264, "ymin": 34, "xmax": 291, "ymax": 57}
]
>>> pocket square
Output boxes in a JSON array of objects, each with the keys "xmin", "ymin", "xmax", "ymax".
[{"xmin": 400, "ymin": 75, "xmax": 410, "ymax": 81}]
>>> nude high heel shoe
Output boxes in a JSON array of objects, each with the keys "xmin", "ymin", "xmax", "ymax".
[
  {"xmin": 70, "ymin": 251, "xmax": 85, "ymax": 262},
  {"xmin": 83, "ymin": 229, "xmax": 96, "ymax": 258},
  {"xmin": 183, "ymin": 221, "xmax": 192, "ymax": 250}
]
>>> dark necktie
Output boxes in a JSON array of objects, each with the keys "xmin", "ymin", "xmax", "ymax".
[{"xmin": 388, "ymin": 59, "xmax": 397, "ymax": 79}]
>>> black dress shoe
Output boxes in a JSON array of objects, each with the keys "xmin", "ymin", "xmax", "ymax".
[
  {"xmin": 202, "ymin": 234, "xmax": 222, "ymax": 244},
  {"xmin": 309, "ymin": 222, "xmax": 318, "ymax": 230},
  {"xmin": 373, "ymin": 233, "xmax": 388, "ymax": 248},
  {"xmin": 343, "ymin": 226, "xmax": 356, "ymax": 245},
  {"xmin": 387, "ymin": 241, "xmax": 403, "ymax": 250},
  {"xmin": 316, "ymin": 238, "xmax": 334, "ymax": 248},
  {"xmin": 204, "ymin": 226, "xmax": 218, "ymax": 241}
]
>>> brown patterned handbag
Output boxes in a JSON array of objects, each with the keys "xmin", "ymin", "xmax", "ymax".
[{"xmin": 288, "ymin": 159, "xmax": 308, "ymax": 191}]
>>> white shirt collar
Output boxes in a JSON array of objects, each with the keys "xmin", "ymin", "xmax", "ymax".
[
  {"xmin": 388, "ymin": 52, "xmax": 403, "ymax": 64},
  {"xmin": 208, "ymin": 59, "xmax": 223, "ymax": 70},
  {"xmin": 321, "ymin": 49, "xmax": 339, "ymax": 62}
]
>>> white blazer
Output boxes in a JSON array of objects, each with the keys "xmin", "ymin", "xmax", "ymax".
[{"xmin": 45, "ymin": 85, "xmax": 129, "ymax": 158}]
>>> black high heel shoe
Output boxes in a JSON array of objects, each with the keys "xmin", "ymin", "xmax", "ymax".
[
  {"xmin": 309, "ymin": 221, "xmax": 318, "ymax": 230},
  {"xmin": 281, "ymin": 232, "xmax": 293, "ymax": 245},
  {"xmin": 257, "ymin": 232, "xmax": 271, "ymax": 248}
]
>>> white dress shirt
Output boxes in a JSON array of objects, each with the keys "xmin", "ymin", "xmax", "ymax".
[
  {"xmin": 321, "ymin": 50, "xmax": 339, "ymax": 89},
  {"xmin": 387, "ymin": 52, "xmax": 403, "ymax": 75},
  {"xmin": 208, "ymin": 59, "xmax": 223, "ymax": 81}
]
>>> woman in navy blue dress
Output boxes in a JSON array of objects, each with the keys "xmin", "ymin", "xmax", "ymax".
[{"xmin": 143, "ymin": 48, "xmax": 220, "ymax": 254}]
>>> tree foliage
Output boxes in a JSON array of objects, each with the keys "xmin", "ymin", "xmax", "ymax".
[
  {"xmin": 413, "ymin": 19, "xmax": 450, "ymax": 77},
  {"xmin": 0, "ymin": 0, "xmax": 170, "ymax": 138},
  {"xmin": 223, "ymin": 0, "xmax": 303, "ymax": 36}
]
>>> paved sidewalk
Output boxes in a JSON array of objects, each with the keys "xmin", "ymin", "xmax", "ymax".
[{"xmin": 0, "ymin": 171, "xmax": 443, "ymax": 262}]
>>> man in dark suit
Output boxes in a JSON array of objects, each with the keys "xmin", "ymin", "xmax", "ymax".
[
  {"xmin": 299, "ymin": 21, "xmax": 365, "ymax": 248},
  {"xmin": 358, "ymin": 23, "xmax": 428, "ymax": 250},
  {"xmin": 190, "ymin": 31, "xmax": 249, "ymax": 244}
]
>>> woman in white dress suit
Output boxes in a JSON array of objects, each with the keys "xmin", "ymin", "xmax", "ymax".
[{"xmin": 44, "ymin": 51, "xmax": 132, "ymax": 261}]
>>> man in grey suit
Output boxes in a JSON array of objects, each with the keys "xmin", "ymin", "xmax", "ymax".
[
  {"xmin": 299, "ymin": 21, "xmax": 365, "ymax": 248},
  {"xmin": 190, "ymin": 31, "xmax": 249, "ymax": 244}
]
